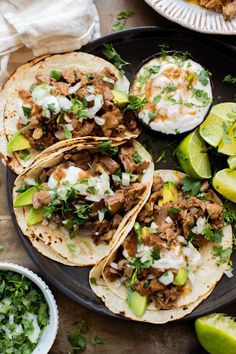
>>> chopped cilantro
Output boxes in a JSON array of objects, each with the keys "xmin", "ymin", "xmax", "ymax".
[
  {"xmin": 99, "ymin": 140, "xmax": 118, "ymax": 155},
  {"xmin": 162, "ymin": 84, "xmax": 177, "ymax": 94},
  {"xmin": 61, "ymin": 124, "xmax": 72, "ymax": 139},
  {"xmin": 127, "ymin": 94, "xmax": 147, "ymax": 110},
  {"xmin": 47, "ymin": 103, "xmax": 56, "ymax": 113},
  {"xmin": 191, "ymin": 87, "xmax": 211, "ymax": 106},
  {"xmin": 22, "ymin": 105, "xmax": 32, "ymax": 118},
  {"xmin": 156, "ymin": 150, "xmax": 166, "ymax": 164},
  {"xmin": 199, "ymin": 70, "xmax": 211, "ymax": 86},
  {"xmin": 133, "ymin": 151, "xmax": 142, "ymax": 164},
  {"xmin": 67, "ymin": 243, "xmax": 76, "ymax": 253},
  {"xmin": 0, "ymin": 244, "xmax": 4, "ymax": 251},
  {"xmin": 223, "ymin": 201, "xmax": 236, "ymax": 225},
  {"xmin": 148, "ymin": 65, "xmax": 160, "ymax": 74},
  {"xmin": 68, "ymin": 331, "xmax": 86, "ymax": 352},
  {"xmin": 223, "ymin": 74, "xmax": 236, "ymax": 84},
  {"xmin": 159, "ymin": 43, "xmax": 169, "ymax": 59},
  {"xmin": 148, "ymin": 111, "xmax": 156, "ymax": 123},
  {"xmin": 168, "ymin": 207, "xmax": 180, "ymax": 215},
  {"xmin": 186, "ymin": 72, "xmax": 195, "ymax": 83},
  {"xmin": 153, "ymin": 95, "xmax": 161, "ymax": 104},
  {"xmin": 213, "ymin": 246, "xmax": 232, "ymax": 265},
  {"xmin": 50, "ymin": 70, "xmax": 62, "ymax": 81},
  {"xmin": 181, "ymin": 177, "xmax": 201, "ymax": 196},
  {"xmin": 19, "ymin": 149, "xmax": 30, "ymax": 162},
  {"xmin": 103, "ymin": 43, "xmax": 129, "ymax": 74},
  {"xmin": 87, "ymin": 186, "xmax": 98, "ymax": 195},
  {"xmin": 202, "ymin": 226, "xmax": 223, "ymax": 243},
  {"xmin": 112, "ymin": 10, "xmax": 134, "ymax": 32},
  {"xmin": 152, "ymin": 245, "xmax": 160, "ymax": 260},
  {"xmin": 0, "ymin": 271, "xmax": 49, "ymax": 353},
  {"xmin": 91, "ymin": 335, "xmax": 106, "ymax": 347}
]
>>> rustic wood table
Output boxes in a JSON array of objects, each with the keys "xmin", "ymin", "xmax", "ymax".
[{"xmin": 1, "ymin": 1, "xmax": 236, "ymax": 353}]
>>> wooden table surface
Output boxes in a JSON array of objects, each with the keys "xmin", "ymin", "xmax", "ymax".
[{"xmin": 1, "ymin": 1, "xmax": 236, "ymax": 353}]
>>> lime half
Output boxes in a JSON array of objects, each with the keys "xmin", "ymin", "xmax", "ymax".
[
  {"xmin": 195, "ymin": 313, "xmax": 236, "ymax": 354},
  {"xmin": 212, "ymin": 169, "xmax": 236, "ymax": 202},
  {"xmin": 218, "ymin": 122, "xmax": 236, "ymax": 156},
  {"xmin": 199, "ymin": 102, "xmax": 236, "ymax": 147},
  {"xmin": 176, "ymin": 129, "xmax": 211, "ymax": 179},
  {"xmin": 228, "ymin": 156, "xmax": 236, "ymax": 170}
]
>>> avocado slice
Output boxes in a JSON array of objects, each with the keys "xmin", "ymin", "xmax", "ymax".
[
  {"xmin": 14, "ymin": 186, "xmax": 38, "ymax": 207},
  {"xmin": 27, "ymin": 207, "xmax": 44, "ymax": 226},
  {"xmin": 127, "ymin": 288, "xmax": 148, "ymax": 317},
  {"xmin": 158, "ymin": 181, "xmax": 178, "ymax": 206},
  {"xmin": 173, "ymin": 268, "xmax": 188, "ymax": 286},
  {"xmin": 7, "ymin": 132, "xmax": 31, "ymax": 153},
  {"xmin": 111, "ymin": 89, "xmax": 129, "ymax": 108}
]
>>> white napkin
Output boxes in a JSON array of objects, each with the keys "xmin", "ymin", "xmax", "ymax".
[{"xmin": 0, "ymin": 0, "xmax": 100, "ymax": 86}]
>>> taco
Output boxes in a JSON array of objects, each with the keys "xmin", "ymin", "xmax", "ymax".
[
  {"xmin": 90, "ymin": 170, "xmax": 233, "ymax": 323},
  {"xmin": 13, "ymin": 138, "xmax": 154, "ymax": 266},
  {"xmin": 0, "ymin": 52, "xmax": 139, "ymax": 174}
]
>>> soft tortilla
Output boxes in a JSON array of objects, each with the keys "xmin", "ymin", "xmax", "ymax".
[
  {"xmin": 89, "ymin": 170, "xmax": 233, "ymax": 323},
  {"xmin": 13, "ymin": 139, "xmax": 154, "ymax": 266},
  {"xmin": 1, "ymin": 52, "xmax": 131, "ymax": 174}
]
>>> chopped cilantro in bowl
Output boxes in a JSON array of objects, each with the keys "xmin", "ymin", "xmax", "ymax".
[{"xmin": 0, "ymin": 263, "xmax": 58, "ymax": 354}]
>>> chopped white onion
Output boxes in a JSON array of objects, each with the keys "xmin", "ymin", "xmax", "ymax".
[
  {"xmin": 68, "ymin": 82, "xmax": 81, "ymax": 94},
  {"xmin": 224, "ymin": 266, "xmax": 234, "ymax": 278},
  {"xmin": 86, "ymin": 94, "xmax": 95, "ymax": 102},
  {"xmin": 98, "ymin": 210, "xmax": 105, "ymax": 222},
  {"xmin": 153, "ymin": 250, "xmax": 185, "ymax": 270},
  {"xmin": 122, "ymin": 173, "xmax": 130, "ymax": 186},
  {"xmin": 32, "ymin": 84, "xmax": 52, "ymax": 105},
  {"xmin": 191, "ymin": 217, "xmax": 207, "ymax": 235},
  {"xmin": 94, "ymin": 116, "xmax": 105, "ymax": 126},
  {"xmin": 112, "ymin": 175, "xmax": 121, "ymax": 183},
  {"xmin": 84, "ymin": 94, "xmax": 103, "ymax": 118},
  {"xmin": 183, "ymin": 243, "xmax": 201, "ymax": 271},
  {"xmin": 86, "ymin": 85, "xmax": 95, "ymax": 94},
  {"xmin": 18, "ymin": 101, "xmax": 31, "ymax": 124},
  {"xmin": 177, "ymin": 236, "xmax": 187, "ymax": 244},
  {"xmin": 165, "ymin": 216, "xmax": 173, "ymax": 224},
  {"xmin": 150, "ymin": 222, "xmax": 158, "ymax": 230},
  {"xmin": 130, "ymin": 174, "xmax": 138, "ymax": 182},
  {"xmin": 64, "ymin": 114, "xmax": 72, "ymax": 123},
  {"xmin": 119, "ymin": 276, "xmax": 128, "ymax": 283},
  {"xmin": 115, "ymin": 280, "xmax": 121, "ymax": 288},
  {"xmin": 42, "ymin": 218, "xmax": 49, "ymax": 226},
  {"xmin": 65, "ymin": 123, "xmax": 74, "ymax": 131},
  {"xmin": 158, "ymin": 271, "xmax": 174, "ymax": 285},
  {"xmin": 24, "ymin": 178, "xmax": 36, "ymax": 186},
  {"xmin": 146, "ymin": 274, "xmax": 156, "ymax": 280},
  {"xmin": 110, "ymin": 262, "xmax": 119, "ymax": 270},
  {"xmin": 57, "ymin": 95, "xmax": 72, "ymax": 110},
  {"xmin": 188, "ymin": 270, "xmax": 195, "ymax": 285},
  {"xmin": 103, "ymin": 76, "xmax": 115, "ymax": 84}
]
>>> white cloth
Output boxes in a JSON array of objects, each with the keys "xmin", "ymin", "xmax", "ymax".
[{"xmin": 0, "ymin": 0, "xmax": 100, "ymax": 86}]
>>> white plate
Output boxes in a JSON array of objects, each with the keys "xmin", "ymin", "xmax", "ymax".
[{"xmin": 145, "ymin": 0, "xmax": 236, "ymax": 35}]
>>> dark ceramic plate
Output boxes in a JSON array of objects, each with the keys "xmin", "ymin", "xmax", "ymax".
[{"xmin": 6, "ymin": 27, "xmax": 236, "ymax": 321}]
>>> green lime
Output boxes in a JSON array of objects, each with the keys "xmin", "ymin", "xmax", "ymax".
[
  {"xmin": 176, "ymin": 129, "xmax": 211, "ymax": 179},
  {"xmin": 218, "ymin": 122, "xmax": 236, "ymax": 156},
  {"xmin": 228, "ymin": 156, "xmax": 236, "ymax": 169},
  {"xmin": 199, "ymin": 103, "xmax": 236, "ymax": 147},
  {"xmin": 212, "ymin": 168, "xmax": 236, "ymax": 202},
  {"xmin": 195, "ymin": 313, "xmax": 236, "ymax": 354}
]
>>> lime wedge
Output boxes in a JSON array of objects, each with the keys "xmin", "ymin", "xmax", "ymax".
[
  {"xmin": 195, "ymin": 313, "xmax": 236, "ymax": 354},
  {"xmin": 212, "ymin": 168, "xmax": 236, "ymax": 202},
  {"xmin": 228, "ymin": 156, "xmax": 236, "ymax": 170},
  {"xmin": 218, "ymin": 122, "xmax": 236, "ymax": 156},
  {"xmin": 176, "ymin": 129, "xmax": 211, "ymax": 179},
  {"xmin": 199, "ymin": 103, "xmax": 236, "ymax": 147}
]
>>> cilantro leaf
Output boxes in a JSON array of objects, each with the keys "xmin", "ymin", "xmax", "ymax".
[
  {"xmin": 152, "ymin": 245, "xmax": 160, "ymax": 260},
  {"xmin": 127, "ymin": 94, "xmax": 147, "ymax": 110},
  {"xmin": 132, "ymin": 151, "xmax": 142, "ymax": 164},
  {"xmin": 22, "ymin": 105, "xmax": 32, "ymax": 118},
  {"xmin": 168, "ymin": 207, "xmax": 180, "ymax": 215},
  {"xmin": 199, "ymin": 70, "xmax": 210, "ymax": 86},
  {"xmin": 202, "ymin": 226, "xmax": 223, "ymax": 243},
  {"xmin": 99, "ymin": 140, "xmax": 118, "ymax": 155},
  {"xmin": 223, "ymin": 74, "xmax": 236, "ymax": 84},
  {"xmin": 91, "ymin": 335, "xmax": 106, "ymax": 347},
  {"xmin": 112, "ymin": 10, "xmax": 134, "ymax": 32},
  {"xmin": 50, "ymin": 70, "xmax": 62, "ymax": 81},
  {"xmin": 213, "ymin": 246, "xmax": 232, "ymax": 265},
  {"xmin": 61, "ymin": 124, "xmax": 72, "ymax": 139},
  {"xmin": 103, "ymin": 44, "xmax": 129, "ymax": 74},
  {"xmin": 68, "ymin": 332, "xmax": 86, "ymax": 352},
  {"xmin": 181, "ymin": 177, "xmax": 201, "ymax": 196}
]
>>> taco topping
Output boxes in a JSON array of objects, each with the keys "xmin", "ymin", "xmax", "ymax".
[
  {"xmin": 104, "ymin": 175, "xmax": 226, "ymax": 313},
  {"xmin": 12, "ymin": 67, "xmax": 139, "ymax": 153},
  {"xmin": 14, "ymin": 141, "xmax": 149, "ymax": 245}
]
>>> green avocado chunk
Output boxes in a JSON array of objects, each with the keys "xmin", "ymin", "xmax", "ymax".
[
  {"xmin": 111, "ymin": 89, "xmax": 129, "ymax": 108},
  {"xmin": 7, "ymin": 132, "xmax": 31, "ymax": 153},
  {"xmin": 14, "ymin": 186, "xmax": 38, "ymax": 207},
  {"xmin": 159, "ymin": 181, "xmax": 178, "ymax": 206},
  {"xmin": 173, "ymin": 268, "xmax": 188, "ymax": 286},
  {"xmin": 127, "ymin": 288, "xmax": 148, "ymax": 317},
  {"xmin": 27, "ymin": 207, "xmax": 44, "ymax": 226}
]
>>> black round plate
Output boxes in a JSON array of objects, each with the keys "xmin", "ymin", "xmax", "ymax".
[{"xmin": 6, "ymin": 27, "xmax": 236, "ymax": 321}]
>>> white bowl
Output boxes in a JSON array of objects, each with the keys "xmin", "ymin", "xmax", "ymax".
[{"xmin": 0, "ymin": 262, "xmax": 58, "ymax": 354}]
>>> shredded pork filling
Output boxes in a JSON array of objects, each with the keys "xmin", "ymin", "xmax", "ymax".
[
  {"xmin": 17, "ymin": 67, "xmax": 139, "ymax": 151},
  {"xmin": 104, "ymin": 176, "xmax": 225, "ymax": 310},
  {"xmin": 17, "ymin": 141, "xmax": 149, "ymax": 244}
]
